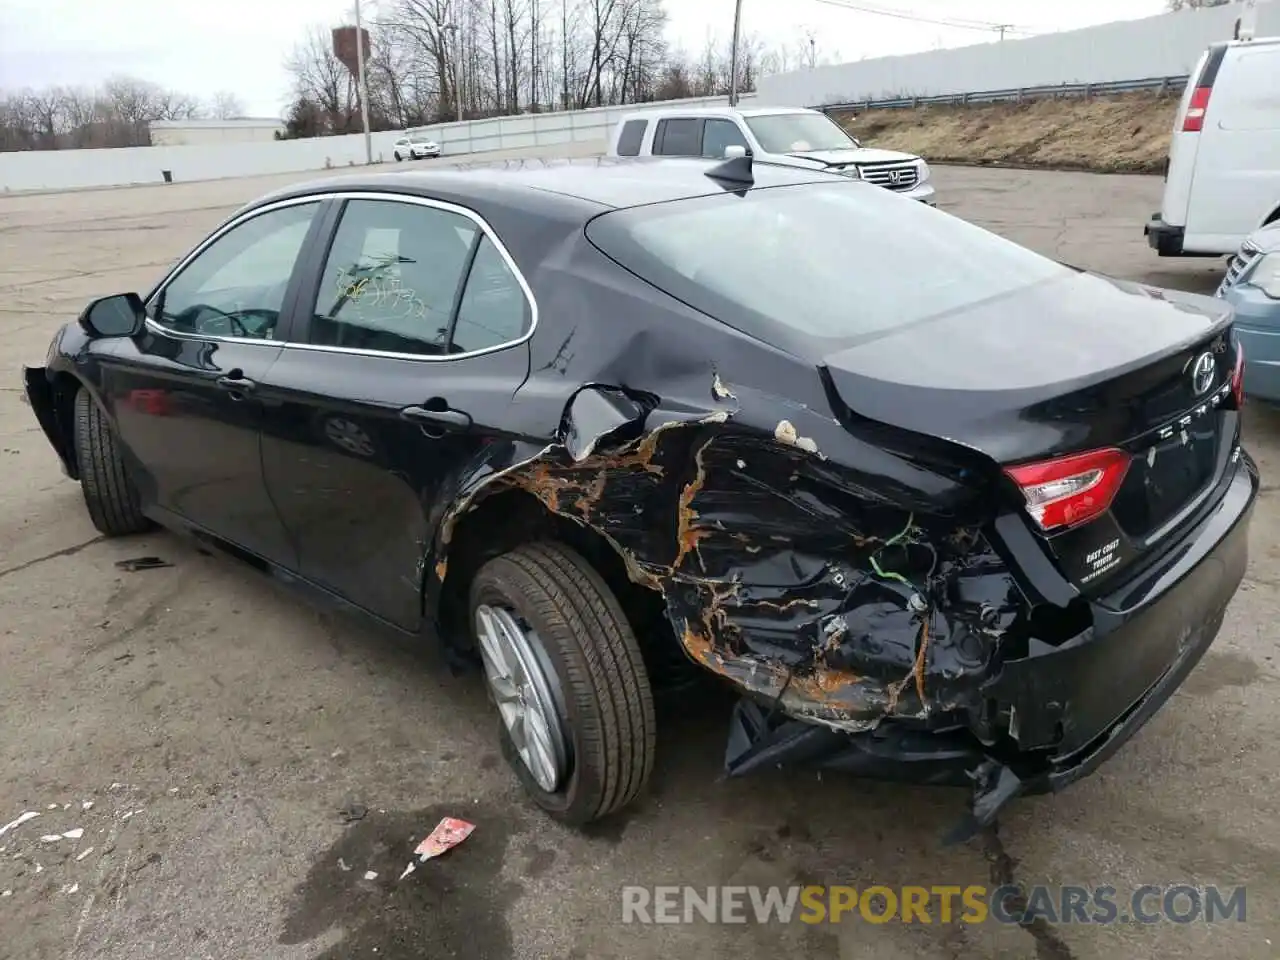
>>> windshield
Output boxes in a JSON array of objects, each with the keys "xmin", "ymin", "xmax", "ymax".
[
  {"xmin": 410, "ymin": 136, "xmax": 432, "ymax": 144},
  {"xmin": 586, "ymin": 181, "xmax": 1071, "ymax": 357},
  {"xmin": 744, "ymin": 113, "xmax": 857, "ymax": 154}
]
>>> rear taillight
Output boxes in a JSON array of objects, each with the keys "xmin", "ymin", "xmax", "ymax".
[
  {"xmin": 1005, "ymin": 448, "xmax": 1130, "ymax": 533},
  {"xmin": 1182, "ymin": 86, "xmax": 1212, "ymax": 132},
  {"xmin": 1233, "ymin": 342, "xmax": 1245, "ymax": 407}
]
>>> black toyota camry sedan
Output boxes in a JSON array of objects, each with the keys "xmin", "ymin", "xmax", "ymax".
[{"xmin": 23, "ymin": 156, "xmax": 1256, "ymax": 835}]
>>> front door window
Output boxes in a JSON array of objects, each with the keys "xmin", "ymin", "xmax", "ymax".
[{"xmin": 152, "ymin": 201, "xmax": 320, "ymax": 340}]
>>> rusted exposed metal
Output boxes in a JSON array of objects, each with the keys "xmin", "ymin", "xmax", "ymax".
[{"xmin": 431, "ymin": 376, "xmax": 1021, "ymax": 737}]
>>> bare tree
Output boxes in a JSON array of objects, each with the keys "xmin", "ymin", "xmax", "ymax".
[
  {"xmin": 285, "ymin": 26, "xmax": 360, "ymax": 133},
  {"xmin": 1168, "ymin": 0, "xmax": 1234, "ymax": 9},
  {"xmin": 0, "ymin": 75, "xmax": 209, "ymax": 150},
  {"xmin": 387, "ymin": 0, "xmax": 463, "ymax": 120},
  {"xmin": 210, "ymin": 91, "xmax": 247, "ymax": 119}
]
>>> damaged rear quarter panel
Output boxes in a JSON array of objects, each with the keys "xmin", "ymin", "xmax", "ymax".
[{"xmin": 429, "ymin": 239, "xmax": 1026, "ymax": 732}]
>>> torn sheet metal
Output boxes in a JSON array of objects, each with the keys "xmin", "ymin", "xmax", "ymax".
[{"xmin": 431, "ymin": 375, "xmax": 1021, "ymax": 741}]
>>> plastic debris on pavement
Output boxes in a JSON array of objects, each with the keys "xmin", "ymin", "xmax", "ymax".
[
  {"xmin": 338, "ymin": 803, "xmax": 368, "ymax": 824},
  {"xmin": 413, "ymin": 818, "xmax": 475, "ymax": 861},
  {"xmin": 0, "ymin": 812, "xmax": 39, "ymax": 838},
  {"xmin": 75, "ymin": 847, "xmax": 94, "ymax": 862},
  {"xmin": 363, "ymin": 871, "xmax": 378, "ymax": 881},
  {"xmin": 62, "ymin": 828, "xmax": 84, "ymax": 840},
  {"xmin": 398, "ymin": 817, "xmax": 476, "ymax": 882},
  {"xmin": 115, "ymin": 556, "xmax": 173, "ymax": 572}
]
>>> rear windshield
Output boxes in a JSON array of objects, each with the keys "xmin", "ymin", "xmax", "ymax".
[
  {"xmin": 744, "ymin": 113, "xmax": 856, "ymax": 153},
  {"xmin": 585, "ymin": 180, "xmax": 1071, "ymax": 357}
]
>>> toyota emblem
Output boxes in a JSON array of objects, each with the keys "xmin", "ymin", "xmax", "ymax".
[{"xmin": 1190, "ymin": 352, "xmax": 1215, "ymax": 396}]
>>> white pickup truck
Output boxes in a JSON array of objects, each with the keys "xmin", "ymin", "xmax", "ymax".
[{"xmin": 607, "ymin": 105, "xmax": 936, "ymax": 204}]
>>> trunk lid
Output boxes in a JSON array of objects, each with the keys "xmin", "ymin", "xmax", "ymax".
[{"xmin": 821, "ymin": 271, "xmax": 1239, "ymax": 592}]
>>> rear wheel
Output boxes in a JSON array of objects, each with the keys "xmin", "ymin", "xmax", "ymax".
[
  {"xmin": 469, "ymin": 541, "xmax": 656, "ymax": 825},
  {"xmin": 72, "ymin": 389, "xmax": 151, "ymax": 536}
]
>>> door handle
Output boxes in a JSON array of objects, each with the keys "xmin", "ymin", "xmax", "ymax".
[
  {"xmin": 400, "ymin": 405, "xmax": 472, "ymax": 430},
  {"xmin": 216, "ymin": 374, "xmax": 256, "ymax": 394}
]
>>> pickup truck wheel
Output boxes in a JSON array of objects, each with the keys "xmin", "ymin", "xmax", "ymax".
[
  {"xmin": 469, "ymin": 541, "xmax": 656, "ymax": 825},
  {"xmin": 73, "ymin": 388, "xmax": 151, "ymax": 536}
]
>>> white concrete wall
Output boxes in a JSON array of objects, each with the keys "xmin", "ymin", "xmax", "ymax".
[
  {"xmin": 0, "ymin": 93, "xmax": 754, "ymax": 194},
  {"xmin": 151, "ymin": 122, "xmax": 286, "ymax": 147},
  {"xmin": 758, "ymin": 3, "xmax": 1280, "ymax": 107}
]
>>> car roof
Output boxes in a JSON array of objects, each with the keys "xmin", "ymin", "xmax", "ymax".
[
  {"xmin": 620, "ymin": 106, "xmax": 816, "ymax": 121},
  {"xmin": 251, "ymin": 156, "xmax": 847, "ymax": 217}
]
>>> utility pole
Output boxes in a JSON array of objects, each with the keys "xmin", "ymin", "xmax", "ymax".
[
  {"xmin": 995, "ymin": 24, "xmax": 1012, "ymax": 41},
  {"xmin": 354, "ymin": 0, "xmax": 372, "ymax": 164},
  {"xmin": 728, "ymin": 0, "xmax": 744, "ymax": 107},
  {"xmin": 561, "ymin": 0, "xmax": 569, "ymax": 110}
]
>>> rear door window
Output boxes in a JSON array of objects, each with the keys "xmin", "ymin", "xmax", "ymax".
[
  {"xmin": 654, "ymin": 118, "xmax": 703, "ymax": 156},
  {"xmin": 309, "ymin": 199, "xmax": 478, "ymax": 356},
  {"xmin": 616, "ymin": 119, "xmax": 647, "ymax": 156},
  {"xmin": 451, "ymin": 236, "xmax": 532, "ymax": 354},
  {"xmin": 306, "ymin": 198, "xmax": 531, "ymax": 358}
]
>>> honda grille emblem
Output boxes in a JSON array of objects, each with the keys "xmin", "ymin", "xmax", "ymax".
[
  {"xmin": 887, "ymin": 169, "xmax": 904, "ymax": 184},
  {"xmin": 1190, "ymin": 352, "xmax": 1215, "ymax": 396}
]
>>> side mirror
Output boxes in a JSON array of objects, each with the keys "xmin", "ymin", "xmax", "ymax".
[
  {"xmin": 79, "ymin": 293, "xmax": 146, "ymax": 339},
  {"xmin": 724, "ymin": 144, "xmax": 749, "ymax": 160}
]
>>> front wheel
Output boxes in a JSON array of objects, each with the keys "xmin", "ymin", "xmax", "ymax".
[
  {"xmin": 469, "ymin": 542, "xmax": 655, "ymax": 825},
  {"xmin": 394, "ymin": 151, "xmax": 403, "ymax": 162},
  {"xmin": 72, "ymin": 389, "xmax": 151, "ymax": 536}
]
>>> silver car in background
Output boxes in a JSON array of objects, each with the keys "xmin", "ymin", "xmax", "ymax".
[{"xmin": 1217, "ymin": 222, "xmax": 1280, "ymax": 404}]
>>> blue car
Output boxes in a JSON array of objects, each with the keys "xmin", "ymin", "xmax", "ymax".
[{"xmin": 1218, "ymin": 222, "xmax": 1280, "ymax": 403}]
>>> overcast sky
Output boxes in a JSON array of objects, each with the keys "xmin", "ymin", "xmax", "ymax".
[{"xmin": 0, "ymin": 0, "xmax": 1167, "ymax": 116}]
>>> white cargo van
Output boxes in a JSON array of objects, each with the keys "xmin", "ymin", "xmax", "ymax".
[{"xmin": 1146, "ymin": 36, "xmax": 1280, "ymax": 257}]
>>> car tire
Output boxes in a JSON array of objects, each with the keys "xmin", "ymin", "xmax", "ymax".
[
  {"xmin": 469, "ymin": 541, "xmax": 656, "ymax": 825},
  {"xmin": 394, "ymin": 152, "xmax": 402, "ymax": 162},
  {"xmin": 73, "ymin": 388, "xmax": 151, "ymax": 537}
]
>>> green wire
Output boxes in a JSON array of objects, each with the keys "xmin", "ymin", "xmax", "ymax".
[{"xmin": 870, "ymin": 513, "xmax": 915, "ymax": 587}]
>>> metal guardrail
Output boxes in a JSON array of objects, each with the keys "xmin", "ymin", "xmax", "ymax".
[{"xmin": 819, "ymin": 75, "xmax": 1191, "ymax": 112}]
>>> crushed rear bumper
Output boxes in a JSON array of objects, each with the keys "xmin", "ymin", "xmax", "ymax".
[{"xmin": 726, "ymin": 451, "xmax": 1257, "ymax": 838}]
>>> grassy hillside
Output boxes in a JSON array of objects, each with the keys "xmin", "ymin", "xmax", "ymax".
[{"xmin": 831, "ymin": 91, "xmax": 1180, "ymax": 174}]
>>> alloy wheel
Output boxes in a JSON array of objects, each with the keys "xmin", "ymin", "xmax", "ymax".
[{"xmin": 474, "ymin": 604, "xmax": 569, "ymax": 792}]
